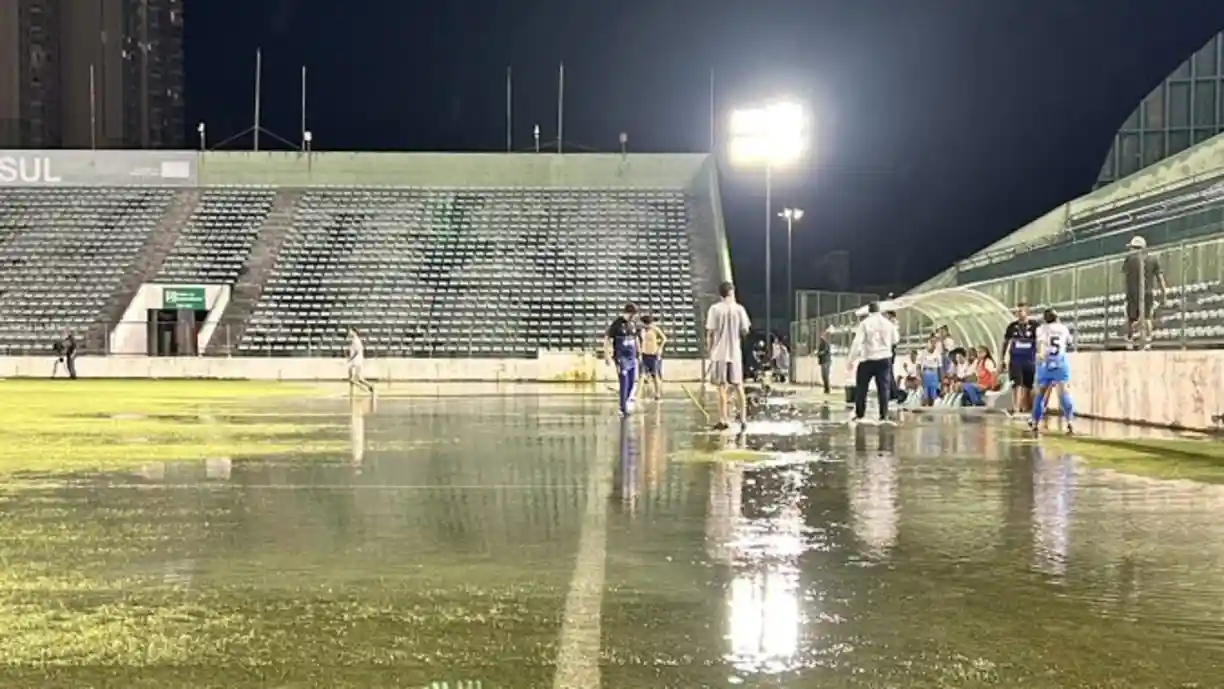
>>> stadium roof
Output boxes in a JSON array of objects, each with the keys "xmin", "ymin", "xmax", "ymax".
[
  {"xmin": 906, "ymin": 128, "xmax": 1224, "ymax": 296},
  {"xmin": 1096, "ymin": 32, "xmax": 1224, "ymax": 187},
  {"xmin": 846, "ymin": 288, "xmax": 1011, "ymax": 353}
]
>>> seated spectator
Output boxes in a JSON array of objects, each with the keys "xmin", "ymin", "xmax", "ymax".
[
  {"xmin": 943, "ymin": 346, "xmax": 966, "ymax": 397},
  {"xmin": 975, "ymin": 345, "xmax": 1000, "ymax": 391},
  {"xmin": 959, "ymin": 345, "xmax": 999, "ymax": 406},
  {"xmin": 898, "ymin": 350, "xmax": 918, "ymax": 389},
  {"xmin": 901, "ymin": 374, "xmax": 923, "ymax": 407},
  {"xmin": 948, "ymin": 349, "xmax": 979, "ymax": 405}
]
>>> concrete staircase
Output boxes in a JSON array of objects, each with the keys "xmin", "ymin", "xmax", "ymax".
[
  {"xmin": 86, "ymin": 189, "xmax": 201, "ymax": 354},
  {"xmin": 206, "ymin": 190, "xmax": 300, "ymax": 355}
]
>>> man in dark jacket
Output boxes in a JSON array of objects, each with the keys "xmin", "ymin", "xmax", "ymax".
[
  {"xmin": 53, "ymin": 332, "xmax": 78, "ymax": 379},
  {"xmin": 816, "ymin": 327, "xmax": 832, "ymax": 394}
]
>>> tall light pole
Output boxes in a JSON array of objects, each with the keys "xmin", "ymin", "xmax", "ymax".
[
  {"xmin": 727, "ymin": 101, "xmax": 808, "ymax": 350},
  {"xmin": 779, "ymin": 208, "xmax": 804, "ymax": 328}
]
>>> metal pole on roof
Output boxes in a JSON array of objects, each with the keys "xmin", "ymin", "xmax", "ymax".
[
  {"xmin": 506, "ymin": 66, "xmax": 513, "ymax": 152},
  {"xmin": 557, "ymin": 62, "xmax": 564, "ymax": 154},
  {"xmin": 253, "ymin": 49, "xmax": 262, "ymax": 151},
  {"xmin": 300, "ymin": 65, "xmax": 307, "ymax": 151},
  {"xmin": 88, "ymin": 64, "xmax": 97, "ymax": 150},
  {"xmin": 765, "ymin": 163, "xmax": 773, "ymax": 350}
]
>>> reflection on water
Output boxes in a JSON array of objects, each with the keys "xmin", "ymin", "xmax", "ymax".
[
  {"xmin": 5, "ymin": 393, "xmax": 1224, "ymax": 687},
  {"xmin": 727, "ymin": 566, "xmax": 803, "ymax": 674},
  {"xmin": 846, "ymin": 437, "xmax": 898, "ymax": 559},
  {"xmin": 1032, "ymin": 447, "xmax": 1074, "ymax": 578},
  {"xmin": 350, "ymin": 396, "xmax": 367, "ymax": 470},
  {"xmin": 641, "ymin": 409, "xmax": 1224, "ymax": 686}
]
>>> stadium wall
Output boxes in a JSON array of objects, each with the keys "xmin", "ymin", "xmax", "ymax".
[
  {"xmin": 793, "ymin": 351, "xmax": 1224, "ymax": 432},
  {"xmin": 0, "ymin": 354, "xmax": 708, "ymax": 383},
  {"xmin": 197, "ymin": 151, "xmax": 707, "ymax": 188}
]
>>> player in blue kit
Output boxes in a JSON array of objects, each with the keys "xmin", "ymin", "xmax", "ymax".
[
  {"xmin": 605, "ymin": 303, "xmax": 642, "ymax": 416},
  {"xmin": 1031, "ymin": 308, "xmax": 1075, "ymax": 435}
]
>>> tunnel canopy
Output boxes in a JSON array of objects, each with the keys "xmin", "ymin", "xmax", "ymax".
[{"xmin": 851, "ymin": 287, "xmax": 1013, "ymax": 352}]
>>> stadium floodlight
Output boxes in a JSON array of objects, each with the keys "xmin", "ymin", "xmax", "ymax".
[
  {"xmin": 727, "ymin": 101, "xmax": 808, "ymax": 168},
  {"xmin": 779, "ymin": 208, "xmax": 804, "ymax": 326},
  {"xmin": 726, "ymin": 99, "xmax": 809, "ymax": 347},
  {"xmin": 196, "ymin": 122, "xmax": 206, "ymax": 151}
]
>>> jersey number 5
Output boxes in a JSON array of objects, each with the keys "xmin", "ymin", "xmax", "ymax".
[{"xmin": 1048, "ymin": 335, "xmax": 1062, "ymax": 356}]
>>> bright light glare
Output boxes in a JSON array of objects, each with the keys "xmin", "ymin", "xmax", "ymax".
[
  {"xmin": 727, "ymin": 101, "xmax": 808, "ymax": 167},
  {"xmin": 779, "ymin": 208, "xmax": 804, "ymax": 221}
]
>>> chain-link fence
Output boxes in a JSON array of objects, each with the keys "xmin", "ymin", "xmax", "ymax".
[
  {"xmin": 789, "ymin": 290, "xmax": 879, "ymax": 355},
  {"xmin": 970, "ymin": 236, "xmax": 1224, "ymax": 349}
]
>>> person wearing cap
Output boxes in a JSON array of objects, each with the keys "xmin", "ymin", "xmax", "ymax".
[{"xmin": 1122, "ymin": 235, "xmax": 1168, "ymax": 349}]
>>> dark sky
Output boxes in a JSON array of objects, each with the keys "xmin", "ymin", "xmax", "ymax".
[{"xmin": 185, "ymin": 0, "xmax": 1224, "ymax": 304}]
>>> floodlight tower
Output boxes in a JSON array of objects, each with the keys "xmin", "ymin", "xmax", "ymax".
[
  {"xmin": 779, "ymin": 207, "xmax": 804, "ymax": 326},
  {"xmin": 727, "ymin": 101, "xmax": 808, "ymax": 348}
]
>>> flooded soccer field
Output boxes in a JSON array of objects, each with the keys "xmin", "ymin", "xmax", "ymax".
[{"xmin": 1, "ymin": 381, "xmax": 1223, "ymax": 688}]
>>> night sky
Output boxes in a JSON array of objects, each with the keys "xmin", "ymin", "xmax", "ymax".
[{"xmin": 185, "ymin": 0, "xmax": 1224, "ymax": 305}]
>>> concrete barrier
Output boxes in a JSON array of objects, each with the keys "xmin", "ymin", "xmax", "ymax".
[
  {"xmin": 796, "ymin": 350, "xmax": 1224, "ymax": 431},
  {"xmin": 0, "ymin": 353, "xmax": 707, "ymax": 383}
]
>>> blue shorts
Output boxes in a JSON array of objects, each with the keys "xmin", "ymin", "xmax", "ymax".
[
  {"xmin": 641, "ymin": 354, "xmax": 662, "ymax": 377},
  {"xmin": 921, "ymin": 369, "xmax": 941, "ymax": 401},
  {"xmin": 1037, "ymin": 364, "xmax": 1069, "ymax": 386}
]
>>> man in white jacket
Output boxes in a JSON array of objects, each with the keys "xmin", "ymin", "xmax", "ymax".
[{"xmin": 848, "ymin": 302, "xmax": 900, "ymax": 423}]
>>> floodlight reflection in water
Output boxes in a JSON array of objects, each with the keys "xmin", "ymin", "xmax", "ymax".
[{"xmin": 718, "ymin": 456, "xmax": 821, "ymax": 675}]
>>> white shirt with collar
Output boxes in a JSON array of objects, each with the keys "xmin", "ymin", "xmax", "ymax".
[{"xmin": 849, "ymin": 313, "xmax": 900, "ymax": 364}]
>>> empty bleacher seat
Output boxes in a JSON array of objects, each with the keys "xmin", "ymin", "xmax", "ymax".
[
  {"xmin": 156, "ymin": 188, "xmax": 275, "ymax": 284},
  {"xmin": 237, "ymin": 188, "xmax": 702, "ymax": 358},
  {"xmin": 0, "ymin": 188, "xmax": 174, "ymax": 353}
]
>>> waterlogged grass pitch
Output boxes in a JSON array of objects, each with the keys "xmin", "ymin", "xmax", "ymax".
[
  {"xmin": 0, "ymin": 379, "xmax": 347, "ymax": 475},
  {"xmin": 1041, "ymin": 433, "xmax": 1224, "ymax": 483}
]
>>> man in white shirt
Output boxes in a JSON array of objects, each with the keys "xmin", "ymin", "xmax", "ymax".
[
  {"xmin": 705, "ymin": 281, "xmax": 751, "ymax": 430},
  {"xmin": 847, "ymin": 302, "xmax": 900, "ymax": 423},
  {"xmin": 347, "ymin": 327, "xmax": 375, "ymax": 398}
]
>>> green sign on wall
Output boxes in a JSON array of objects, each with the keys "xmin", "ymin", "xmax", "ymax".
[{"xmin": 163, "ymin": 287, "xmax": 206, "ymax": 310}]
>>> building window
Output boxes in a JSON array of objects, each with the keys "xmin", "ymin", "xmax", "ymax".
[
  {"xmin": 1194, "ymin": 79, "xmax": 1217, "ymax": 127},
  {"xmin": 1142, "ymin": 84, "xmax": 1165, "ymax": 128},
  {"xmin": 1169, "ymin": 130, "xmax": 1191, "ymax": 155},
  {"xmin": 1194, "ymin": 37, "xmax": 1218, "ymax": 77},
  {"xmin": 1169, "ymin": 81, "xmax": 1190, "ymax": 127}
]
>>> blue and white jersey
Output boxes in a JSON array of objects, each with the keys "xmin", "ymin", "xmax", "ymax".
[{"xmin": 1036, "ymin": 322, "xmax": 1072, "ymax": 371}]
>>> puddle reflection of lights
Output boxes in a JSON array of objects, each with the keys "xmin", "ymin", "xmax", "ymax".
[
  {"xmin": 847, "ymin": 452, "xmax": 899, "ymax": 558},
  {"xmin": 1033, "ymin": 449, "xmax": 1074, "ymax": 578},
  {"xmin": 727, "ymin": 565, "xmax": 802, "ymax": 674},
  {"xmin": 742, "ymin": 420, "xmax": 809, "ymax": 436},
  {"xmin": 724, "ymin": 491, "xmax": 808, "ymax": 674}
]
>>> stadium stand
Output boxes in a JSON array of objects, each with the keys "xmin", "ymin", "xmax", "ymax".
[
  {"xmin": 155, "ymin": 188, "xmax": 275, "ymax": 284},
  {"xmin": 0, "ymin": 152, "xmax": 727, "ymax": 361},
  {"xmin": 957, "ymin": 174, "xmax": 1224, "ymax": 284},
  {"xmin": 237, "ymin": 188, "xmax": 702, "ymax": 357},
  {"xmin": 0, "ymin": 188, "xmax": 175, "ymax": 353}
]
